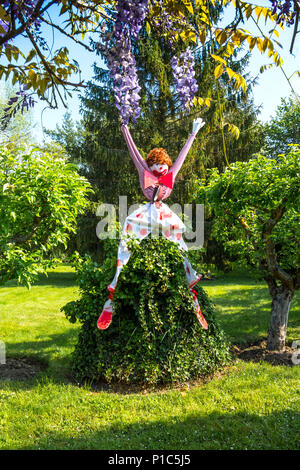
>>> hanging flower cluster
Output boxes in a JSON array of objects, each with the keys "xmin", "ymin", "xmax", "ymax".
[
  {"xmin": 171, "ymin": 47, "xmax": 198, "ymax": 110},
  {"xmin": 150, "ymin": 0, "xmax": 190, "ymax": 48},
  {"xmin": 99, "ymin": 1, "xmax": 199, "ymax": 122},
  {"xmin": 270, "ymin": 0, "xmax": 298, "ymax": 26},
  {"xmin": 99, "ymin": 0, "xmax": 149, "ymax": 125},
  {"xmin": 106, "ymin": 37, "xmax": 142, "ymax": 124},
  {"xmin": 1, "ymin": 85, "xmax": 36, "ymax": 130},
  {"xmin": 149, "ymin": 0, "xmax": 198, "ymax": 110},
  {"xmin": 114, "ymin": 0, "xmax": 149, "ymax": 41}
]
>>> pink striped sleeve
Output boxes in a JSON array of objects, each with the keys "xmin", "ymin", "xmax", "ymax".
[
  {"xmin": 121, "ymin": 125, "xmax": 148, "ymax": 173},
  {"xmin": 171, "ymin": 133, "xmax": 196, "ymax": 179}
]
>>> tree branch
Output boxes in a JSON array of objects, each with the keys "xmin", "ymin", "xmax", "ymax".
[
  {"xmin": 10, "ymin": 0, "xmax": 16, "ymax": 31},
  {"xmin": 290, "ymin": 3, "xmax": 300, "ymax": 54},
  {"xmin": 227, "ymin": 0, "xmax": 244, "ymax": 31},
  {"xmin": 39, "ymin": 0, "xmax": 59, "ymax": 16},
  {"xmin": 26, "ymin": 27, "xmax": 82, "ymax": 87},
  {"xmin": 70, "ymin": 0, "xmax": 114, "ymax": 23},
  {"xmin": 9, "ymin": 214, "xmax": 44, "ymax": 246},
  {"xmin": 38, "ymin": 15, "xmax": 94, "ymax": 52},
  {"xmin": 0, "ymin": 0, "xmax": 45, "ymax": 46}
]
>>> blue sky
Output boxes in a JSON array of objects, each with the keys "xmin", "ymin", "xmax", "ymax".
[{"xmin": 1, "ymin": 1, "xmax": 299, "ymax": 142}]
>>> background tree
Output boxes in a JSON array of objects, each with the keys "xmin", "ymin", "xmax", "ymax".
[
  {"xmin": 0, "ymin": 143, "xmax": 91, "ymax": 286},
  {"xmin": 46, "ymin": 112, "xmax": 86, "ymax": 164},
  {"xmin": 264, "ymin": 95, "xmax": 300, "ymax": 156},
  {"xmin": 197, "ymin": 147, "xmax": 300, "ymax": 351}
]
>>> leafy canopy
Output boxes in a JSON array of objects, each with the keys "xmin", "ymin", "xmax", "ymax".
[
  {"xmin": 0, "ymin": 0, "xmax": 298, "ymax": 126},
  {"xmin": 197, "ymin": 147, "xmax": 300, "ymax": 276},
  {"xmin": 0, "ymin": 144, "xmax": 91, "ymax": 286}
]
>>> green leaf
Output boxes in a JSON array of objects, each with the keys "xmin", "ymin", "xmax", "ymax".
[
  {"xmin": 25, "ymin": 49, "xmax": 37, "ymax": 63},
  {"xmin": 214, "ymin": 64, "xmax": 224, "ymax": 79},
  {"xmin": 0, "ymin": 5, "xmax": 10, "ymax": 22},
  {"xmin": 211, "ymin": 54, "xmax": 227, "ymax": 65}
]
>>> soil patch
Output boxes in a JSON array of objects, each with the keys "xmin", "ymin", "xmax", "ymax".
[
  {"xmin": 76, "ymin": 365, "xmax": 233, "ymax": 395},
  {"xmin": 0, "ymin": 357, "xmax": 46, "ymax": 382},
  {"xmin": 232, "ymin": 339, "xmax": 295, "ymax": 367}
]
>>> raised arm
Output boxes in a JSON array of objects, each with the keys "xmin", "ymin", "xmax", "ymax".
[
  {"xmin": 171, "ymin": 132, "xmax": 196, "ymax": 178},
  {"xmin": 171, "ymin": 118, "xmax": 205, "ymax": 178},
  {"xmin": 121, "ymin": 124, "xmax": 148, "ymax": 173}
]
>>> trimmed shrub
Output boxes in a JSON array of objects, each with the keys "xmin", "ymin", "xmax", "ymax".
[{"xmin": 62, "ymin": 237, "xmax": 231, "ymax": 384}]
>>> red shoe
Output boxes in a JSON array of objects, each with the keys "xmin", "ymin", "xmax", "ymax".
[{"xmin": 97, "ymin": 300, "xmax": 113, "ymax": 330}]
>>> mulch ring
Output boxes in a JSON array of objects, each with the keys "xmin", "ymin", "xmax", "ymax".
[
  {"xmin": 0, "ymin": 357, "xmax": 47, "ymax": 382},
  {"xmin": 0, "ymin": 339, "xmax": 296, "ymax": 387},
  {"xmin": 232, "ymin": 339, "xmax": 296, "ymax": 367},
  {"xmin": 87, "ymin": 340, "xmax": 296, "ymax": 394}
]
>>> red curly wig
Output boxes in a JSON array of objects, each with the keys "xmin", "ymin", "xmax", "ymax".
[{"xmin": 146, "ymin": 148, "xmax": 172, "ymax": 169}]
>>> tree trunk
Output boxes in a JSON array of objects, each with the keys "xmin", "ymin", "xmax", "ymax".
[{"xmin": 267, "ymin": 285, "xmax": 294, "ymax": 351}]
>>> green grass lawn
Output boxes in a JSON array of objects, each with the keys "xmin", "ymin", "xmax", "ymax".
[{"xmin": 0, "ymin": 266, "xmax": 299, "ymax": 450}]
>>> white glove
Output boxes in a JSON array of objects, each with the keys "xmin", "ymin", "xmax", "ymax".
[{"xmin": 192, "ymin": 118, "xmax": 205, "ymax": 134}]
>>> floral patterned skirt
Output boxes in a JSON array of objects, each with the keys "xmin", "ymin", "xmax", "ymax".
[{"xmin": 97, "ymin": 201, "xmax": 207, "ymax": 330}]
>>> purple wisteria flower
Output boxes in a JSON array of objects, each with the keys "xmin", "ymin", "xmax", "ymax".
[
  {"xmin": 114, "ymin": 0, "xmax": 149, "ymax": 41},
  {"xmin": 0, "ymin": 19, "xmax": 9, "ymax": 36},
  {"xmin": 0, "ymin": 4, "xmax": 10, "ymax": 41},
  {"xmin": 0, "ymin": 20, "xmax": 11, "ymax": 47},
  {"xmin": 0, "ymin": 0, "xmax": 42, "ymax": 43},
  {"xmin": 99, "ymin": 0, "xmax": 198, "ymax": 121},
  {"xmin": 99, "ymin": 0, "xmax": 149, "ymax": 124},
  {"xmin": 150, "ymin": 1, "xmax": 198, "ymax": 112},
  {"xmin": 270, "ymin": 0, "xmax": 298, "ymax": 25},
  {"xmin": 107, "ymin": 37, "xmax": 142, "ymax": 124},
  {"xmin": 1, "ymin": 85, "xmax": 36, "ymax": 130},
  {"xmin": 171, "ymin": 47, "xmax": 198, "ymax": 110}
]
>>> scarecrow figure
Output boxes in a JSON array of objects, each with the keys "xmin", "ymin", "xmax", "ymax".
[{"xmin": 97, "ymin": 118, "xmax": 208, "ymax": 330}]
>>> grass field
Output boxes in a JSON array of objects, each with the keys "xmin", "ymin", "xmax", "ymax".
[{"xmin": 0, "ymin": 266, "xmax": 299, "ymax": 450}]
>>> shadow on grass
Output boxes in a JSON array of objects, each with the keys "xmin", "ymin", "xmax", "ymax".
[
  {"xmin": 3, "ymin": 328, "xmax": 79, "ymax": 383},
  {"xmin": 0, "ymin": 271, "xmax": 77, "ymax": 289},
  {"xmin": 32, "ymin": 271, "xmax": 77, "ymax": 288},
  {"xmin": 1, "ymin": 269, "xmax": 299, "ymax": 389},
  {"xmin": 203, "ymin": 284, "xmax": 299, "ymax": 344},
  {"xmin": 13, "ymin": 409, "xmax": 300, "ymax": 450},
  {"xmin": 8, "ymin": 328, "xmax": 78, "ymax": 354}
]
